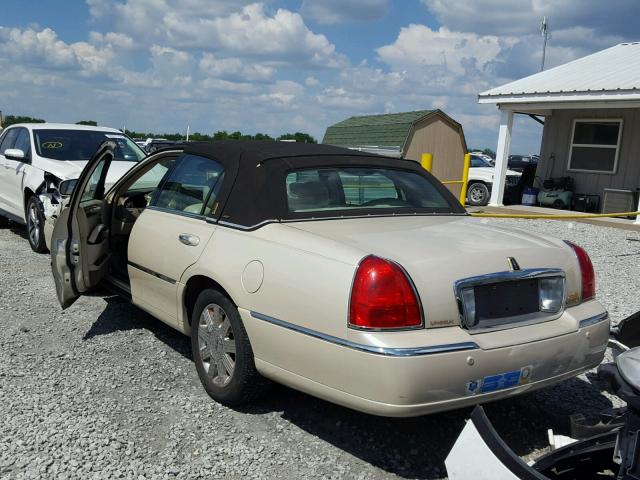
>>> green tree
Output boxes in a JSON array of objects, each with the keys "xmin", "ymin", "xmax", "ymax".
[
  {"xmin": 76, "ymin": 120, "xmax": 98, "ymax": 126},
  {"xmin": 213, "ymin": 130, "xmax": 229, "ymax": 140},
  {"xmin": 253, "ymin": 133, "xmax": 274, "ymax": 141},
  {"xmin": 119, "ymin": 128, "xmax": 316, "ymax": 143},
  {"xmin": 3, "ymin": 115, "xmax": 46, "ymax": 127},
  {"xmin": 277, "ymin": 132, "xmax": 317, "ymax": 144}
]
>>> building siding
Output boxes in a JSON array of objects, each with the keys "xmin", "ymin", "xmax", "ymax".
[
  {"xmin": 404, "ymin": 117, "xmax": 467, "ymax": 197},
  {"xmin": 538, "ymin": 108, "xmax": 640, "ymax": 200}
]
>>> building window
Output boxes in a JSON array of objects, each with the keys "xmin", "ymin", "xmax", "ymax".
[{"xmin": 568, "ymin": 119, "xmax": 622, "ymax": 173}]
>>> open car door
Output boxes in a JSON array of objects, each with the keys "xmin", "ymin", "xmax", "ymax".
[{"xmin": 51, "ymin": 141, "xmax": 116, "ymax": 309}]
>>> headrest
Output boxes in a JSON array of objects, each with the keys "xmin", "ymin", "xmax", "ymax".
[{"xmin": 289, "ymin": 181, "xmax": 329, "ymax": 200}]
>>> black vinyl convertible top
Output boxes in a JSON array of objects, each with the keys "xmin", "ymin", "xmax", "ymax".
[{"xmin": 177, "ymin": 140, "xmax": 465, "ymax": 228}]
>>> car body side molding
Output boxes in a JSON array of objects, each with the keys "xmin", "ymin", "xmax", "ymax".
[
  {"xmin": 128, "ymin": 261, "xmax": 177, "ymax": 285},
  {"xmin": 249, "ymin": 311, "xmax": 479, "ymax": 357},
  {"xmin": 578, "ymin": 311, "xmax": 609, "ymax": 328}
]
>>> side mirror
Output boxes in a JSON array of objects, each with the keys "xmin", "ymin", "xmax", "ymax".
[
  {"xmin": 4, "ymin": 148, "xmax": 25, "ymax": 161},
  {"xmin": 58, "ymin": 179, "xmax": 78, "ymax": 197}
]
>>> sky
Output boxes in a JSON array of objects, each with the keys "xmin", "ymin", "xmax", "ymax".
[{"xmin": 0, "ymin": 0, "xmax": 638, "ymax": 153}]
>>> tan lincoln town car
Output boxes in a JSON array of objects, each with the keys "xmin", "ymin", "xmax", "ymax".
[{"xmin": 50, "ymin": 141, "xmax": 609, "ymax": 417}]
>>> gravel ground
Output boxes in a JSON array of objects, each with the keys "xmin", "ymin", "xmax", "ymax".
[{"xmin": 0, "ymin": 219, "xmax": 639, "ymax": 479}]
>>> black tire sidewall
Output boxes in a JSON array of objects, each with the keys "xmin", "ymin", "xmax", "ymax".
[
  {"xmin": 190, "ymin": 289, "xmax": 256, "ymax": 405},
  {"xmin": 468, "ymin": 183, "xmax": 490, "ymax": 206},
  {"xmin": 26, "ymin": 196, "xmax": 48, "ymax": 253}
]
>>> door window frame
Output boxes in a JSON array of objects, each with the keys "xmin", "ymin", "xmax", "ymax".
[
  {"xmin": 13, "ymin": 128, "xmax": 32, "ymax": 163},
  {"xmin": 0, "ymin": 127, "xmax": 19, "ymax": 155},
  {"xmin": 147, "ymin": 153, "xmax": 227, "ymax": 221},
  {"xmin": 567, "ymin": 118, "xmax": 623, "ymax": 174}
]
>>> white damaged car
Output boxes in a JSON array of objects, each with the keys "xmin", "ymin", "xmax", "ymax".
[{"xmin": 0, "ymin": 123, "xmax": 145, "ymax": 252}]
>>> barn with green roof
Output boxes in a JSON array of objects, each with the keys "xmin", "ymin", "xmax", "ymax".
[{"xmin": 322, "ymin": 109, "xmax": 468, "ymax": 194}]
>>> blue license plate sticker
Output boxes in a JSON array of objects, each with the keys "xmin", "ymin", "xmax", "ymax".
[{"xmin": 465, "ymin": 365, "xmax": 533, "ymax": 395}]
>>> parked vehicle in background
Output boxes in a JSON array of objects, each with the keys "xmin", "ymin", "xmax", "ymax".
[
  {"xmin": 50, "ymin": 141, "xmax": 608, "ymax": 416},
  {"xmin": 0, "ymin": 123, "xmax": 145, "ymax": 253},
  {"xmin": 132, "ymin": 138, "xmax": 147, "ymax": 148},
  {"xmin": 469, "ymin": 151, "xmax": 495, "ymax": 165},
  {"xmin": 508, "ymin": 154, "xmax": 539, "ymax": 172},
  {"xmin": 144, "ymin": 139, "xmax": 182, "ymax": 153},
  {"xmin": 466, "ymin": 154, "xmax": 521, "ymax": 206}
]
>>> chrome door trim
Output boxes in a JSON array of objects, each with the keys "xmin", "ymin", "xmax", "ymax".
[
  {"xmin": 146, "ymin": 205, "xmax": 206, "ymax": 221},
  {"xmin": 250, "ymin": 311, "xmax": 479, "ymax": 357}
]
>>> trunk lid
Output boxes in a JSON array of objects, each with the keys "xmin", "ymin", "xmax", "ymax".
[{"xmin": 288, "ymin": 216, "xmax": 581, "ymax": 331}]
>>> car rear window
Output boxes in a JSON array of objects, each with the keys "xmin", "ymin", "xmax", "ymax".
[
  {"xmin": 285, "ymin": 167, "xmax": 455, "ymax": 215},
  {"xmin": 33, "ymin": 129, "xmax": 146, "ymax": 162}
]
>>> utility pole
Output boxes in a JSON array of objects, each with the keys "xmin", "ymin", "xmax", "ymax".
[
  {"xmin": 186, "ymin": 125, "xmax": 190, "ymax": 142},
  {"xmin": 540, "ymin": 16, "xmax": 549, "ymax": 71}
]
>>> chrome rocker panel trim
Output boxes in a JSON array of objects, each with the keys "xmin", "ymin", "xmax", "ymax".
[{"xmin": 250, "ymin": 311, "xmax": 479, "ymax": 357}]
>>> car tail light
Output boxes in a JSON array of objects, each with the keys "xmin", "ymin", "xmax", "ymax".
[
  {"xmin": 564, "ymin": 241, "xmax": 595, "ymax": 301},
  {"xmin": 349, "ymin": 256, "xmax": 422, "ymax": 330}
]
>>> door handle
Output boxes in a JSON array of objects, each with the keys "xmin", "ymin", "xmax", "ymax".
[{"xmin": 179, "ymin": 233, "xmax": 200, "ymax": 246}]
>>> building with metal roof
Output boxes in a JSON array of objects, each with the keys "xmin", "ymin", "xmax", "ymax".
[
  {"xmin": 322, "ymin": 110, "xmax": 468, "ymax": 195},
  {"xmin": 479, "ymin": 42, "xmax": 640, "ymax": 222}
]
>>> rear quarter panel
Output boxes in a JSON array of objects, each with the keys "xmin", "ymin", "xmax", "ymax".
[{"xmin": 180, "ymin": 223, "xmax": 363, "ymax": 338}]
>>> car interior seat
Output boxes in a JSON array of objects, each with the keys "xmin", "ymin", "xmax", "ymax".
[{"xmin": 287, "ymin": 181, "xmax": 331, "ymax": 211}]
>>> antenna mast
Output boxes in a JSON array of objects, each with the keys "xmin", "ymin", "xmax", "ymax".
[{"xmin": 540, "ymin": 16, "xmax": 549, "ymax": 71}]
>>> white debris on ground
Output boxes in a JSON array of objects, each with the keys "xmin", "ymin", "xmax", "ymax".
[{"xmin": 0, "ymin": 218, "xmax": 637, "ymax": 479}]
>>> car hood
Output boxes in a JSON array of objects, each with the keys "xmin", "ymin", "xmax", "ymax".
[
  {"xmin": 37, "ymin": 158, "xmax": 137, "ymax": 187},
  {"xmin": 286, "ymin": 216, "xmax": 581, "ymax": 329},
  {"xmin": 469, "ymin": 167, "xmax": 521, "ymax": 181}
]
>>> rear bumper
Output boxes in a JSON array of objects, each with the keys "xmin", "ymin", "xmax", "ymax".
[{"xmin": 242, "ymin": 304, "xmax": 609, "ymax": 417}]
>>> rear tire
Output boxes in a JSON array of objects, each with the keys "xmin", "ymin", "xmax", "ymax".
[
  {"xmin": 191, "ymin": 289, "xmax": 269, "ymax": 406},
  {"xmin": 25, "ymin": 196, "xmax": 48, "ymax": 253},
  {"xmin": 467, "ymin": 182, "xmax": 490, "ymax": 206}
]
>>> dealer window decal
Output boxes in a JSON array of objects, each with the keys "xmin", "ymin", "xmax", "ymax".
[{"xmin": 41, "ymin": 141, "xmax": 63, "ymax": 149}]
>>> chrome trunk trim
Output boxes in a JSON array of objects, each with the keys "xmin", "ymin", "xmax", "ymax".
[{"xmin": 454, "ymin": 268, "xmax": 566, "ymax": 333}]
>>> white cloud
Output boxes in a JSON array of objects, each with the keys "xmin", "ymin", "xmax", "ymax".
[
  {"xmin": 199, "ymin": 53, "xmax": 276, "ymax": 82},
  {"xmin": 422, "ymin": 0, "xmax": 638, "ymax": 37},
  {"xmin": 305, "ymin": 76, "xmax": 320, "ymax": 86},
  {"xmin": 0, "ymin": 27, "xmax": 114, "ymax": 75},
  {"xmin": 377, "ymin": 25, "xmax": 504, "ymax": 77},
  {"xmin": 258, "ymin": 80, "xmax": 305, "ymax": 107},
  {"xmin": 87, "ymin": 1, "xmax": 344, "ymax": 68},
  {"xmin": 200, "ymin": 77, "xmax": 256, "ymax": 94},
  {"xmin": 316, "ymin": 86, "xmax": 376, "ymax": 110},
  {"xmin": 0, "ymin": 27, "xmax": 77, "ymax": 67},
  {"xmin": 89, "ymin": 31, "xmax": 136, "ymax": 50},
  {"xmin": 300, "ymin": 0, "xmax": 389, "ymax": 25}
]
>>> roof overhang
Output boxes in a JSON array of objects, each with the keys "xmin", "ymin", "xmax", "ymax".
[{"xmin": 479, "ymin": 89, "xmax": 640, "ymax": 112}]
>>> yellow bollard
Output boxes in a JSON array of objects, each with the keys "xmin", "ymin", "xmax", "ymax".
[
  {"xmin": 459, "ymin": 153, "xmax": 471, "ymax": 205},
  {"xmin": 421, "ymin": 153, "xmax": 433, "ymax": 172}
]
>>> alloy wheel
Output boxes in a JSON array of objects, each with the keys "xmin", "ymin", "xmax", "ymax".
[
  {"xmin": 197, "ymin": 304, "xmax": 236, "ymax": 387},
  {"xmin": 27, "ymin": 202, "xmax": 40, "ymax": 247},
  {"xmin": 469, "ymin": 185, "xmax": 485, "ymax": 203}
]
